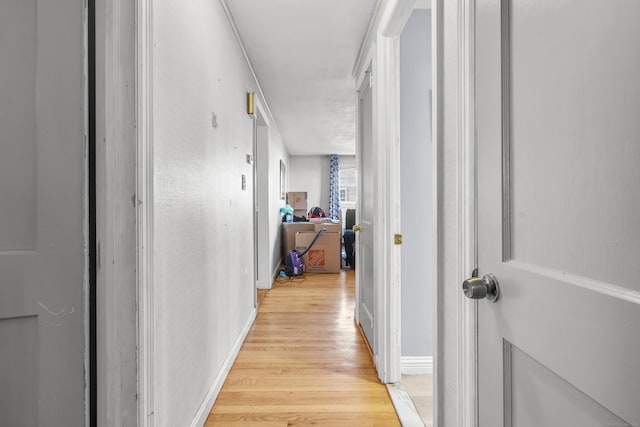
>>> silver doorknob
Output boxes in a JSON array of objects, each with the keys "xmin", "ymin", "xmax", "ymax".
[{"xmin": 462, "ymin": 273, "xmax": 500, "ymax": 302}]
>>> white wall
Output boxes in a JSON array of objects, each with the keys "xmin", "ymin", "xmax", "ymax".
[
  {"xmin": 400, "ymin": 9, "xmax": 432, "ymax": 359},
  {"xmin": 152, "ymin": 1, "xmax": 287, "ymax": 425},
  {"xmin": 288, "ymin": 155, "xmax": 330, "ymax": 214}
]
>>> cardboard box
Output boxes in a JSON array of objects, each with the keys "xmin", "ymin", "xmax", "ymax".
[
  {"xmin": 286, "ymin": 191, "xmax": 308, "ymax": 211},
  {"xmin": 313, "ymin": 222, "xmax": 342, "ymax": 235},
  {"xmin": 281, "ymin": 222, "xmax": 315, "ymax": 258},
  {"xmin": 293, "ymin": 209, "xmax": 308, "ymax": 218},
  {"xmin": 294, "ymin": 231, "xmax": 341, "ymax": 273}
]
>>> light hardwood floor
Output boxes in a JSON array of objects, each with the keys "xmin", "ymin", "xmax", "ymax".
[{"xmin": 206, "ymin": 269, "xmax": 401, "ymax": 426}]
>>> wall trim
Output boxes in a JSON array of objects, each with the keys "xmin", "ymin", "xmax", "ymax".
[
  {"xmin": 190, "ymin": 308, "xmax": 257, "ymax": 427},
  {"xmin": 432, "ymin": 0, "xmax": 442, "ymax": 424},
  {"xmin": 379, "ymin": 0, "xmax": 416, "ymax": 37},
  {"xmin": 270, "ymin": 258, "xmax": 283, "ymax": 284},
  {"xmin": 401, "ymin": 356, "xmax": 434, "ymax": 375},
  {"xmin": 353, "ymin": 0, "xmax": 384, "ymax": 78}
]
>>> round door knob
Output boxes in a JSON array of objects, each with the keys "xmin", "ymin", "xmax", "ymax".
[
  {"xmin": 462, "ymin": 273, "xmax": 500, "ymax": 302},
  {"xmin": 352, "ymin": 225, "xmax": 362, "ymax": 232}
]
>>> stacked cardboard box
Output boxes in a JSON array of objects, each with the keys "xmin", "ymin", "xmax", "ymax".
[
  {"xmin": 294, "ymin": 226, "xmax": 342, "ymax": 273},
  {"xmin": 286, "ymin": 191, "xmax": 308, "ymax": 218},
  {"xmin": 313, "ymin": 222, "xmax": 341, "ymax": 234},
  {"xmin": 281, "ymin": 222, "xmax": 341, "ymax": 259},
  {"xmin": 281, "ymin": 222, "xmax": 315, "ymax": 258}
]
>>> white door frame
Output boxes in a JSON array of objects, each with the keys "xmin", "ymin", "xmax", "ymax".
[
  {"xmin": 355, "ymin": 35, "xmax": 401, "ymax": 384},
  {"xmin": 94, "ymin": 0, "xmax": 140, "ymax": 425},
  {"xmin": 252, "ymin": 96, "xmax": 272, "ymax": 291},
  {"xmin": 431, "ymin": 0, "xmax": 477, "ymax": 425},
  {"xmin": 353, "ymin": 0, "xmax": 415, "ymax": 385},
  {"xmin": 355, "ymin": 1, "xmax": 478, "ymax": 425},
  {"xmin": 137, "ymin": 0, "xmax": 155, "ymax": 424},
  {"xmin": 375, "ymin": 6, "xmax": 403, "ymax": 385},
  {"xmin": 453, "ymin": 0, "xmax": 477, "ymax": 425}
]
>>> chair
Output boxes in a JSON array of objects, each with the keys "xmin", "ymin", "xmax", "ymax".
[
  {"xmin": 343, "ymin": 209, "xmax": 356, "ymax": 268},
  {"xmin": 344, "ymin": 209, "xmax": 356, "ymax": 231}
]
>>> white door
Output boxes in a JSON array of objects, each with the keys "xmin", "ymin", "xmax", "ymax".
[
  {"xmin": 254, "ymin": 112, "xmax": 270, "ymax": 292},
  {"xmin": 357, "ymin": 65, "xmax": 376, "ymax": 351},
  {"xmin": 0, "ymin": 0, "xmax": 87, "ymax": 425},
  {"xmin": 474, "ymin": 1, "xmax": 640, "ymax": 425}
]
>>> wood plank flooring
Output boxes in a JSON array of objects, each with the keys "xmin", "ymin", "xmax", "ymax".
[{"xmin": 206, "ymin": 270, "xmax": 401, "ymax": 426}]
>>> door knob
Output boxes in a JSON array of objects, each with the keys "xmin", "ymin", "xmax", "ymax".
[
  {"xmin": 353, "ymin": 225, "xmax": 362, "ymax": 232},
  {"xmin": 462, "ymin": 273, "xmax": 500, "ymax": 302}
]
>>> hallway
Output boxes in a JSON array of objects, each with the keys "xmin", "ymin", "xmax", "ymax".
[{"xmin": 206, "ymin": 270, "xmax": 400, "ymax": 426}]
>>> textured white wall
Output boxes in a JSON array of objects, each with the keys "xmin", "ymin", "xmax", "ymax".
[
  {"xmin": 288, "ymin": 155, "xmax": 330, "ymax": 214},
  {"xmin": 400, "ymin": 9, "xmax": 432, "ymax": 358},
  {"xmin": 152, "ymin": 1, "xmax": 287, "ymax": 424}
]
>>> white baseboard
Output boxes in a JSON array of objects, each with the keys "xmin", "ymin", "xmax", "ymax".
[
  {"xmin": 272, "ymin": 258, "xmax": 283, "ymax": 281},
  {"xmin": 401, "ymin": 356, "xmax": 433, "ymax": 375},
  {"xmin": 190, "ymin": 307, "xmax": 257, "ymax": 427}
]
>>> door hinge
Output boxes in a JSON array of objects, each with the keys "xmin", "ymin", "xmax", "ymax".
[
  {"xmin": 369, "ymin": 72, "xmax": 373, "ymax": 89},
  {"xmin": 394, "ymin": 234, "xmax": 402, "ymax": 245}
]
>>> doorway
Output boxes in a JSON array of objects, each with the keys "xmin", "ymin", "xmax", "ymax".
[
  {"xmin": 352, "ymin": 2, "xmax": 436, "ymax": 425},
  {"xmin": 253, "ymin": 101, "xmax": 271, "ymax": 294},
  {"xmin": 398, "ymin": 7, "xmax": 433, "ymax": 426}
]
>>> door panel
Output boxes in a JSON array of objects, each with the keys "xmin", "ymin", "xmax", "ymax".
[
  {"xmin": 0, "ymin": 0, "xmax": 87, "ymax": 425},
  {"xmin": 0, "ymin": 316, "xmax": 38, "ymax": 427},
  {"xmin": 508, "ymin": 0, "xmax": 640, "ymax": 288},
  {"xmin": 506, "ymin": 342, "xmax": 629, "ymax": 427},
  {"xmin": 358, "ymin": 68, "xmax": 375, "ymax": 351},
  {"xmin": 476, "ymin": 0, "xmax": 640, "ymax": 425},
  {"xmin": 0, "ymin": 0, "xmax": 37, "ymax": 251}
]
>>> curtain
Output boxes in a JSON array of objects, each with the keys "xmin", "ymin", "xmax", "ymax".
[{"xmin": 329, "ymin": 154, "xmax": 340, "ymax": 220}]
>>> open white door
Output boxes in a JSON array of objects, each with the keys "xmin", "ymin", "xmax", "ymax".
[
  {"xmin": 0, "ymin": 0, "xmax": 87, "ymax": 425},
  {"xmin": 356, "ymin": 62, "xmax": 376, "ymax": 354},
  {"xmin": 473, "ymin": 1, "xmax": 640, "ymax": 425},
  {"xmin": 253, "ymin": 104, "xmax": 270, "ymax": 292}
]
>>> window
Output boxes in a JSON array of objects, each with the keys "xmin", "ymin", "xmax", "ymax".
[{"xmin": 339, "ymin": 169, "xmax": 357, "ymax": 203}]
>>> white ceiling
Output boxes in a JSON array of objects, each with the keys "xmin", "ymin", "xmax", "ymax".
[{"xmin": 225, "ymin": 0, "xmax": 378, "ymax": 156}]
